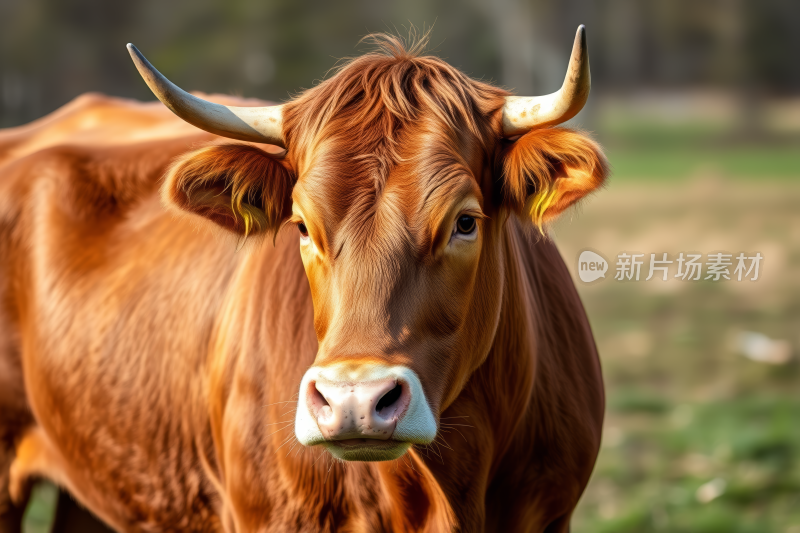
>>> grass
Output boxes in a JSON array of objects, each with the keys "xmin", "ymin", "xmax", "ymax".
[
  {"xmin": 592, "ymin": 111, "xmax": 800, "ymax": 181},
  {"xmin": 607, "ymin": 145, "xmax": 800, "ymax": 181},
  {"xmin": 22, "ymin": 481, "xmax": 58, "ymax": 533},
  {"xmin": 574, "ymin": 396, "xmax": 800, "ymax": 533}
]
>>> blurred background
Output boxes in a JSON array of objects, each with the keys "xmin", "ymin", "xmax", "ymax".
[{"xmin": 2, "ymin": 0, "xmax": 799, "ymax": 531}]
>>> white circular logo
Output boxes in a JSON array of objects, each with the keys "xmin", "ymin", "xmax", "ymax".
[{"xmin": 578, "ymin": 250, "xmax": 608, "ymax": 282}]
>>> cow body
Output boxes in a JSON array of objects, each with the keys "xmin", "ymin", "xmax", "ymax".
[{"xmin": 1, "ymin": 42, "xmax": 605, "ymax": 532}]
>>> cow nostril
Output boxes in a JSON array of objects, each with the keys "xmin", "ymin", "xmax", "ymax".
[
  {"xmin": 375, "ymin": 383, "xmax": 403, "ymax": 414},
  {"xmin": 310, "ymin": 382, "xmax": 330, "ymax": 409}
]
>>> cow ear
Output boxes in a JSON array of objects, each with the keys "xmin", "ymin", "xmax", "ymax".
[
  {"xmin": 499, "ymin": 127, "xmax": 609, "ymax": 230},
  {"xmin": 164, "ymin": 143, "xmax": 294, "ymax": 237}
]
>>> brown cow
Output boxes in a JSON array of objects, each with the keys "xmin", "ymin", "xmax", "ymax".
[{"xmin": 0, "ymin": 28, "xmax": 607, "ymax": 532}]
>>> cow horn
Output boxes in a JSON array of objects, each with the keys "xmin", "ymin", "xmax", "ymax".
[
  {"xmin": 126, "ymin": 44, "xmax": 285, "ymax": 148},
  {"xmin": 502, "ymin": 25, "xmax": 590, "ymax": 136}
]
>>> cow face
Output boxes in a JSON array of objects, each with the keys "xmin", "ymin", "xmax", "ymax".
[
  {"xmin": 284, "ymin": 124, "xmax": 504, "ymax": 460},
  {"xmin": 162, "ymin": 39, "xmax": 607, "ymax": 462}
]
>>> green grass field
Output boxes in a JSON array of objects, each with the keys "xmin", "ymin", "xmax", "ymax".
[
  {"xmin": 608, "ymin": 145, "xmax": 800, "ymax": 181},
  {"xmin": 598, "ymin": 112, "xmax": 800, "ymax": 181},
  {"xmin": 22, "ymin": 482, "xmax": 58, "ymax": 533}
]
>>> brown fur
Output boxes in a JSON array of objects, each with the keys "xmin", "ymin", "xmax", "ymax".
[{"xmin": 0, "ymin": 35, "xmax": 607, "ymax": 532}]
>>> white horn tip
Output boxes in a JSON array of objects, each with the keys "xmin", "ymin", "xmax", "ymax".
[
  {"xmin": 126, "ymin": 43, "xmax": 143, "ymax": 64},
  {"xmin": 576, "ymin": 25, "xmax": 586, "ymax": 47}
]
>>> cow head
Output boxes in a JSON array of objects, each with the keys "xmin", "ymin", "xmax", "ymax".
[{"xmin": 129, "ymin": 26, "xmax": 607, "ymax": 461}]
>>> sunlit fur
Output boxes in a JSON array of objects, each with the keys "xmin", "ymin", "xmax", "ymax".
[{"xmin": 0, "ymin": 34, "xmax": 608, "ymax": 532}]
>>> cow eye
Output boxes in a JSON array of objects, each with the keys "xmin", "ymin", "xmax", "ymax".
[
  {"xmin": 456, "ymin": 215, "xmax": 476, "ymax": 235},
  {"xmin": 297, "ymin": 222, "xmax": 309, "ymax": 238}
]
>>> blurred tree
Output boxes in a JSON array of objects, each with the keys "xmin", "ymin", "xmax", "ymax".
[
  {"xmin": 1, "ymin": 0, "xmax": 798, "ymax": 127},
  {"xmin": 746, "ymin": 0, "xmax": 800, "ymax": 93}
]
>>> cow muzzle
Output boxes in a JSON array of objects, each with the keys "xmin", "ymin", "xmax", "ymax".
[{"xmin": 294, "ymin": 364, "xmax": 437, "ymax": 461}]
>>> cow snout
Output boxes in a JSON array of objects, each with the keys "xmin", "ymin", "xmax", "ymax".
[
  {"xmin": 307, "ymin": 379, "xmax": 409, "ymax": 440},
  {"xmin": 295, "ymin": 364, "xmax": 437, "ymax": 461}
]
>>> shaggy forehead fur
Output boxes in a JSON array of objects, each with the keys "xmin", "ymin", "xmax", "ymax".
[{"xmin": 282, "ymin": 34, "xmax": 509, "ymax": 257}]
